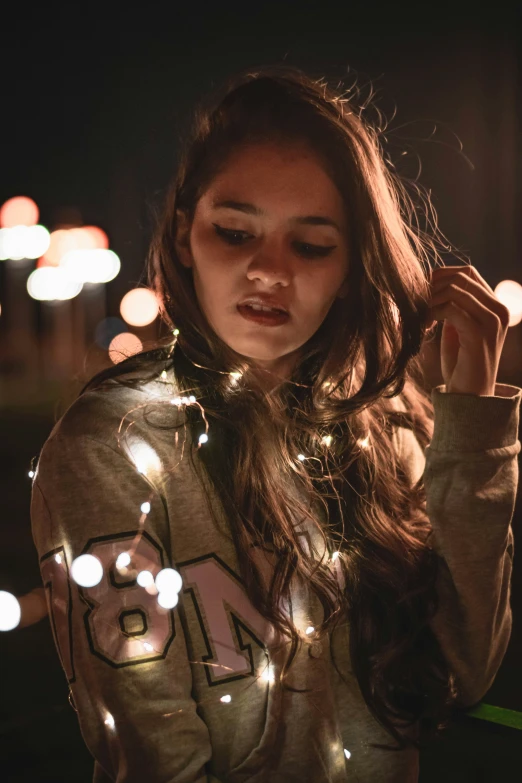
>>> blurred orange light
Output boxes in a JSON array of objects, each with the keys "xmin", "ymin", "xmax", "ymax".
[
  {"xmin": 108, "ymin": 332, "xmax": 143, "ymax": 364},
  {"xmin": 83, "ymin": 226, "xmax": 109, "ymax": 249},
  {"xmin": 0, "ymin": 196, "xmax": 39, "ymax": 228},
  {"xmin": 120, "ymin": 288, "xmax": 160, "ymax": 327},
  {"xmin": 41, "ymin": 226, "xmax": 110, "ymax": 266},
  {"xmin": 42, "ymin": 229, "xmax": 77, "ymax": 266}
]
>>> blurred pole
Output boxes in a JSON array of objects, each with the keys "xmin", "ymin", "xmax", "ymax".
[{"xmin": 3, "ymin": 257, "xmax": 38, "ymax": 384}]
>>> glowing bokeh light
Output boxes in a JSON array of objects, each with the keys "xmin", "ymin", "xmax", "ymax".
[
  {"xmin": 71, "ymin": 554, "xmax": 103, "ymax": 587},
  {"xmin": 115, "ymin": 552, "xmax": 131, "ymax": 569},
  {"xmin": 158, "ymin": 591, "xmax": 179, "ymax": 609},
  {"xmin": 344, "ymin": 749, "xmax": 351, "ymax": 759},
  {"xmin": 0, "ymin": 196, "xmax": 39, "ymax": 228},
  {"xmin": 220, "ymin": 694, "xmax": 232, "ymax": 703},
  {"xmin": 27, "ymin": 266, "xmax": 83, "ymax": 301},
  {"xmin": 120, "ymin": 288, "xmax": 160, "ymax": 326},
  {"xmin": 0, "ymin": 591, "xmax": 21, "ymax": 631},
  {"xmin": 104, "ymin": 712, "xmax": 115, "ymax": 729},
  {"xmin": 108, "ymin": 332, "xmax": 143, "ymax": 364},
  {"xmin": 137, "ymin": 570, "xmax": 154, "ymax": 588},
  {"xmin": 83, "ymin": 225, "xmax": 109, "ymax": 249},
  {"xmin": 60, "ymin": 248, "xmax": 121, "ymax": 284},
  {"xmin": 155, "ymin": 568, "xmax": 182, "ymax": 595},
  {"xmin": 140, "ymin": 502, "xmax": 151, "ymax": 514},
  {"xmin": 261, "ymin": 664, "xmax": 275, "ymax": 683},
  {"xmin": 494, "ymin": 280, "xmax": 522, "ymax": 327},
  {"xmin": 0, "ymin": 225, "xmax": 50, "ymax": 260}
]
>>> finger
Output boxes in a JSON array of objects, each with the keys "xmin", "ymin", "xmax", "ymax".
[
  {"xmin": 430, "ymin": 265, "xmax": 495, "ymax": 296},
  {"xmin": 429, "ymin": 284, "xmax": 499, "ymax": 333},
  {"xmin": 431, "ymin": 276, "xmax": 507, "ymax": 323},
  {"xmin": 428, "ymin": 300, "xmax": 481, "ymax": 348}
]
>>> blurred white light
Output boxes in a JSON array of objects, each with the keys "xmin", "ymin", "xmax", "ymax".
[
  {"xmin": 261, "ymin": 664, "xmax": 275, "ymax": 683},
  {"xmin": 115, "ymin": 552, "xmax": 131, "ymax": 569},
  {"xmin": 104, "ymin": 712, "xmax": 115, "ymax": 729},
  {"xmin": 142, "ymin": 641, "xmax": 154, "ymax": 652},
  {"xmin": 344, "ymin": 748, "xmax": 351, "ymax": 759},
  {"xmin": 137, "ymin": 570, "xmax": 154, "ymax": 588},
  {"xmin": 27, "ymin": 266, "xmax": 83, "ymax": 301},
  {"xmin": 494, "ymin": 279, "xmax": 522, "ymax": 327},
  {"xmin": 297, "ymin": 454, "xmax": 306, "ymax": 461},
  {"xmin": 0, "ymin": 225, "xmax": 50, "ymax": 260},
  {"xmin": 120, "ymin": 288, "xmax": 160, "ymax": 326},
  {"xmin": 28, "ymin": 470, "xmax": 35, "ymax": 478},
  {"xmin": 220, "ymin": 694, "xmax": 232, "ymax": 703},
  {"xmin": 158, "ymin": 591, "xmax": 179, "ymax": 609},
  {"xmin": 305, "ymin": 626, "xmax": 315, "ymax": 635},
  {"xmin": 155, "ymin": 568, "xmax": 182, "ymax": 595},
  {"xmin": 0, "ymin": 591, "xmax": 21, "ymax": 631},
  {"xmin": 140, "ymin": 502, "xmax": 151, "ymax": 514},
  {"xmin": 331, "ymin": 551, "xmax": 340, "ymax": 561},
  {"xmin": 54, "ymin": 553, "xmax": 62, "ymax": 564},
  {"xmin": 71, "ymin": 554, "xmax": 103, "ymax": 587},
  {"xmin": 61, "ymin": 248, "xmax": 121, "ymax": 284},
  {"xmin": 198, "ymin": 433, "xmax": 208, "ymax": 445}
]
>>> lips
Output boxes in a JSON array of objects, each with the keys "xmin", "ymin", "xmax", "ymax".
[{"xmin": 237, "ymin": 296, "xmax": 289, "ymax": 314}]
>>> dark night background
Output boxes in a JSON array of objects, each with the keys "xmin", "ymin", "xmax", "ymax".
[{"xmin": 0, "ymin": 4, "xmax": 521, "ymax": 781}]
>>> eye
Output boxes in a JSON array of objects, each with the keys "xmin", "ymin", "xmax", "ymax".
[
  {"xmin": 213, "ymin": 224, "xmax": 337, "ymax": 259},
  {"xmin": 213, "ymin": 224, "xmax": 250, "ymax": 245}
]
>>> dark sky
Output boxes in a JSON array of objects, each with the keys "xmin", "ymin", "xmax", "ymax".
[{"xmin": 1, "ymin": 4, "xmax": 520, "ymax": 304}]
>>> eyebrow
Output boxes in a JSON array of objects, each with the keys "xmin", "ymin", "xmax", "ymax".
[{"xmin": 211, "ymin": 199, "xmax": 341, "ymax": 233}]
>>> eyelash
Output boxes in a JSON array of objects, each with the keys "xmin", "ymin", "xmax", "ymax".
[{"xmin": 212, "ymin": 224, "xmax": 337, "ymax": 259}]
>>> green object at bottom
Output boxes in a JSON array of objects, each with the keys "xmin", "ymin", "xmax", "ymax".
[{"xmin": 466, "ymin": 703, "xmax": 522, "ymax": 730}]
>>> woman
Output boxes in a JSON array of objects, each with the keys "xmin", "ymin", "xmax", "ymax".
[{"xmin": 31, "ymin": 65, "xmax": 520, "ymax": 782}]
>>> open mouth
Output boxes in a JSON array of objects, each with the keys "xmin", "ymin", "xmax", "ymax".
[{"xmin": 237, "ymin": 304, "xmax": 290, "ymax": 326}]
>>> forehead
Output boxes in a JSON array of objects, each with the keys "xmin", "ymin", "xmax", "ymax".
[{"xmin": 200, "ymin": 141, "xmax": 345, "ymax": 220}]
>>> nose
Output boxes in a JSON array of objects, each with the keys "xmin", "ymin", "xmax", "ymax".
[{"xmin": 246, "ymin": 248, "xmax": 292, "ymax": 287}]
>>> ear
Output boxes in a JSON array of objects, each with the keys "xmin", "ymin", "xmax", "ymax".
[{"xmin": 175, "ymin": 209, "xmax": 193, "ymax": 269}]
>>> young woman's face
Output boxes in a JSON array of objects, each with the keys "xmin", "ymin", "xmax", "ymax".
[{"xmin": 176, "ymin": 141, "xmax": 350, "ymax": 383}]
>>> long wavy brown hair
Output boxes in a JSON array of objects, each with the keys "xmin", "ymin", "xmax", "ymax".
[{"xmin": 81, "ymin": 64, "xmax": 465, "ymax": 750}]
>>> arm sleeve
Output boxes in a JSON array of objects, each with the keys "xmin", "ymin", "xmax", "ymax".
[
  {"xmin": 31, "ymin": 422, "xmax": 222, "ymax": 783},
  {"xmin": 398, "ymin": 383, "xmax": 521, "ymax": 707}
]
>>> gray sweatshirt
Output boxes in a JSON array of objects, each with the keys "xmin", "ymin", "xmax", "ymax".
[{"xmin": 30, "ymin": 365, "xmax": 521, "ymax": 782}]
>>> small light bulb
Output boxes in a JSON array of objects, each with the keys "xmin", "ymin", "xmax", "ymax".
[
  {"xmin": 297, "ymin": 454, "xmax": 306, "ymax": 461},
  {"xmin": 220, "ymin": 694, "xmax": 232, "ymax": 703},
  {"xmin": 155, "ymin": 568, "xmax": 182, "ymax": 594},
  {"xmin": 115, "ymin": 552, "xmax": 131, "ymax": 569},
  {"xmin": 173, "ymin": 329, "xmax": 179, "ymax": 335},
  {"xmin": 331, "ymin": 551, "xmax": 340, "ymax": 562},
  {"xmin": 160, "ymin": 370, "xmax": 167, "ymax": 379},
  {"xmin": 137, "ymin": 570, "xmax": 154, "ymax": 587},
  {"xmin": 142, "ymin": 641, "xmax": 154, "ymax": 652},
  {"xmin": 261, "ymin": 664, "xmax": 275, "ymax": 683},
  {"xmin": 104, "ymin": 712, "xmax": 115, "ymax": 729},
  {"xmin": 71, "ymin": 554, "xmax": 103, "ymax": 587},
  {"xmin": 305, "ymin": 626, "xmax": 315, "ymax": 635},
  {"xmin": 344, "ymin": 748, "xmax": 351, "ymax": 759},
  {"xmin": 54, "ymin": 553, "xmax": 62, "ymax": 565},
  {"xmin": 199, "ymin": 433, "xmax": 208, "ymax": 445},
  {"xmin": 189, "ymin": 395, "xmax": 196, "ymax": 403},
  {"xmin": 158, "ymin": 591, "xmax": 179, "ymax": 609},
  {"xmin": 28, "ymin": 470, "xmax": 35, "ymax": 478},
  {"xmin": 140, "ymin": 501, "xmax": 151, "ymax": 514}
]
